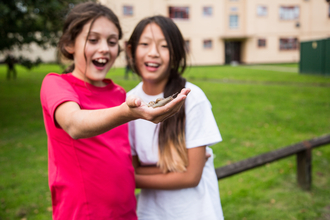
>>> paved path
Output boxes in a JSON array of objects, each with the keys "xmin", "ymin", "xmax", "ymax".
[
  {"xmin": 190, "ymin": 78, "xmax": 330, "ymax": 88},
  {"xmin": 242, "ymin": 65, "xmax": 298, "ymax": 73}
]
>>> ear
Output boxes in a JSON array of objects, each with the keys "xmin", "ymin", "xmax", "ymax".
[
  {"xmin": 64, "ymin": 43, "xmax": 75, "ymax": 54},
  {"xmin": 126, "ymin": 44, "xmax": 132, "ymax": 59}
]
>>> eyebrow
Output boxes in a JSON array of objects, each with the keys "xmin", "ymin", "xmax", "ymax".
[
  {"xmin": 140, "ymin": 36, "xmax": 166, "ymax": 42},
  {"xmin": 88, "ymin": 31, "xmax": 118, "ymax": 38}
]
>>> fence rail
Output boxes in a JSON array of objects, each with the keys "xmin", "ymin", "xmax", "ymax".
[
  {"xmin": 215, "ymin": 134, "xmax": 330, "ymax": 190},
  {"xmin": 136, "ymin": 135, "xmax": 330, "ymax": 200}
]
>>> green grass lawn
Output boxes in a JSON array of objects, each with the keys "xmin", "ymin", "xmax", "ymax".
[{"xmin": 0, "ymin": 64, "xmax": 329, "ymax": 219}]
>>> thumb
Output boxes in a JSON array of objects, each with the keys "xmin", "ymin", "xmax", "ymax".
[{"xmin": 126, "ymin": 95, "xmax": 142, "ymax": 108}]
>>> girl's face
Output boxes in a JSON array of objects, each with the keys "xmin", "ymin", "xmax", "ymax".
[
  {"xmin": 68, "ymin": 16, "xmax": 119, "ymax": 87},
  {"xmin": 135, "ymin": 23, "xmax": 170, "ymax": 93}
]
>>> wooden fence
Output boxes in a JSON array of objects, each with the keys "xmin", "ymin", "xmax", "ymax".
[
  {"xmin": 136, "ymin": 134, "xmax": 330, "ymax": 200},
  {"xmin": 215, "ymin": 134, "xmax": 330, "ymax": 190}
]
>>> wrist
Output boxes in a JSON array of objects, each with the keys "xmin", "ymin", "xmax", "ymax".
[{"xmin": 119, "ymin": 101, "xmax": 139, "ymax": 122}]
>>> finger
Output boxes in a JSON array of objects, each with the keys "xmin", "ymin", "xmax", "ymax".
[
  {"xmin": 147, "ymin": 88, "xmax": 190, "ymax": 111},
  {"xmin": 126, "ymin": 95, "xmax": 141, "ymax": 108},
  {"xmin": 205, "ymin": 153, "xmax": 211, "ymax": 163},
  {"xmin": 173, "ymin": 88, "xmax": 190, "ymax": 103},
  {"xmin": 143, "ymin": 100, "xmax": 183, "ymax": 123},
  {"xmin": 132, "ymin": 88, "xmax": 191, "ymax": 123},
  {"xmin": 179, "ymin": 88, "xmax": 191, "ymax": 96},
  {"xmin": 161, "ymin": 90, "xmax": 188, "ymax": 109}
]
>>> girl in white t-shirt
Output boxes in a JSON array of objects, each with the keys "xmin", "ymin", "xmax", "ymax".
[{"xmin": 126, "ymin": 15, "xmax": 224, "ymax": 220}]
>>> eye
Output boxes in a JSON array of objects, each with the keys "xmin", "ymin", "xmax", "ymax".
[
  {"xmin": 138, "ymin": 42, "xmax": 148, "ymax": 46},
  {"xmin": 108, "ymin": 40, "xmax": 118, "ymax": 46},
  {"xmin": 88, "ymin": 39, "xmax": 98, "ymax": 44},
  {"xmin": 161, "ymin": 44, "xmax": 168, "ymax": 48}
]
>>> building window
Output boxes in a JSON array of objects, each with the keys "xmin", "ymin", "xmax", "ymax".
[
  {"xmin": 279, "ymin": 6, "xmax": 299, "ymax": 20},
  {"xmin": 229, "ymin": 15, "xmax": 239, "ymax": 29},
  {"xmin": 185, "ymin": 40, "xmax": 190, "ymax": 53},
  {"xmin": 169, "ymin": 7, "xmax": 189, "ymax": 19},
  {"xmin": 203, "ymin": 39, "xmax": 212, "ymax": 49},
  {"xmin": 230, "ymin": 7, "xmax": 238, "ymax": 12},
  {"xmin": 258, "ymin": 39, "xmax": 266, "ymax": 47},
  {"xmin": 279, "ymin": 38, "xmax": 298, "ymax": 50},
  {"xmin": 257, "ymin": 5, "xmax": 268, "ymax": 16},
  {"xmin": 123, "ymin": 5, "xmax": 133, "ymax": 16},
  {"xmin": 203, "ymin": 6, "xmax": 213, "ymax": 16}
]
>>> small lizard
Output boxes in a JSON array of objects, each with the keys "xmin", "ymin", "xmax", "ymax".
[{"xmin": 147, "ymin": 92, "xmax": 178, "ymax": 108}]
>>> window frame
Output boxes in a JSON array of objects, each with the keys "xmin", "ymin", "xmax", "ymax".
[
  {"xmin": 279, "ymin": 6, "xmax": 300, "ymax": 20},
  {"xmin": 230, "ymin": 7, "xmax": 238, "ymax": 12},
  {"xmin": 185, "ymin": 40, "xmax": 191, "ymax": 53},
  {"xmin": 257, "ymin": 5, "xmax": 268, "ymax": 17},
  {"xmin": 203, "ymin": 6, "xmax": 213, "ymax": 17},
  {"xmin": 123, "ymin": 5, "xmax": 133, "ymax": 16},
  {"xmin": 229, "ymin": 14, "xmax": 239, "ymax": 29},
  {"xmin": 279, "ymin": 37, "xmax": 299, "ymax": 51},
  {"xmin": 203, "ymin": 39, "xmax": 213, "ymax": 49},
  {"xmin": 169, "ymin": 6, "xmax": 190, "ymax": 20},
  {"xmin": 258, "ymin": 38, "xmax": 267, "ymax": 48}
]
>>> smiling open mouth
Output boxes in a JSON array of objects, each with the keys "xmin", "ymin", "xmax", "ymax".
[
  {"xmin": 145, "ymin": 62, "xmax": 160, "ymax": 68},
  {"xmin": 93, "ymin": 58, "xmax": 108, "ymax": 67}
]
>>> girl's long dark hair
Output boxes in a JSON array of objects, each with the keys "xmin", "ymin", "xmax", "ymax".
[
  {"xmin": 127, "ymin": 16, "xmax": 188, "ymax": 173},
  {"xmin": 58, "ymin": 2, "xmax": 122, "ymax": 73}
]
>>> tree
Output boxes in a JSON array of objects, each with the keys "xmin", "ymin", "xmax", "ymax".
[{"xmin": 0, "ymin": 0, "xmax": 94, "ymax": 77}]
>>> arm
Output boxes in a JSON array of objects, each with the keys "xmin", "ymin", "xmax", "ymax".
[
  {"xmin": 132, "ymin": 156, "xmax": 163, "ymax": 175},
  {"xmin": 133, "ymin": 151, "xmax": 211, "ymax": 176},
  {"xmin": 135, "ymin": 146, "xmax": 207, "ymax": 190},
  {"xmin": 55, "ymin": 88, "xmax": 190, "ymax": 139}
]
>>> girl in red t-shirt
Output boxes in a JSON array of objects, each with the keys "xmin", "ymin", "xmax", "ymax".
[{"xmin": 40, "ymin": 2, "xmax": 189, "ymax": 220}]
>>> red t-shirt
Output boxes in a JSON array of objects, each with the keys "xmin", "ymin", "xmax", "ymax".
[{"xmin": 40, "ymin": 73, "xmax": 137, "ymax": 220}]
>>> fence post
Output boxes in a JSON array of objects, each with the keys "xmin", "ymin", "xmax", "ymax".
[{"xmin": 296, "ymin": 142, "xmax": 312, "ymax": 190}]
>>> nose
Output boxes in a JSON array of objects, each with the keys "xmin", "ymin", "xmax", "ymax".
[
  {"xmin": 99, "ymin": 39, "xmax": 110, "ymax": 54},
  {"xmin": 148, "ymin": 42, "xmax": 159, "ymax": 58}
]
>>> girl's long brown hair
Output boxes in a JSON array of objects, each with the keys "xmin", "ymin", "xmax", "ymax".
[
  {"xmin": 57, "ymin": 2, "xmax": 122, "ymax": 73},
  {"xmin": 127, "ymin": 16, "xmax": 188, "ymax": 173}
]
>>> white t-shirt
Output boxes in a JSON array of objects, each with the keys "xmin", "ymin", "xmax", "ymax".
[{"xmin": 128, "ymin": 82, "xmax": 224, "ymax": 220}]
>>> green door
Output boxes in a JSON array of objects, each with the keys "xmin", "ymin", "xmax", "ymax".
[
  {"xmin": 324, "ymin": 38, "xmax": 330, "ymax": 75},
  {"xmin": 300, "ymin": 40, "xmax": 325, "ymax": 75}
]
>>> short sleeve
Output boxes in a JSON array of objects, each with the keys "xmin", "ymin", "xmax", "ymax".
[
  {"xmin": 40, "ymin": 73, "xmax": 80, "ymax": 126},
  {"xmin": 185, "ymin": 83, "xmax": 222, "ymax": 149}
]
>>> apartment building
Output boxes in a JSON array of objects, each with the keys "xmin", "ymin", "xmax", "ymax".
[
  {"xmin": 100, "ymin": 0, "xmax": 330, "ymax": 67},
  {"xmin": 7, "ymin": 0, "xmax": 329, "ymax": 67}
]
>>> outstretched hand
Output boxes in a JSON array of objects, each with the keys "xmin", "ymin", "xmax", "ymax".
[{"xmin": 126, "ymin": 88, "xmax": 190, "ymax": 124}]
